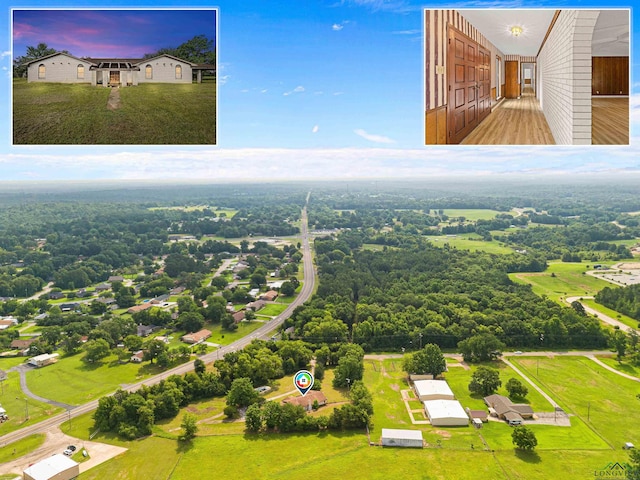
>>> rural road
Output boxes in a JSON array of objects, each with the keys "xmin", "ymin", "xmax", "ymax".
[
  {"xmin": 0, "ymin": 199, "xmax": 317, "ymax": 447},
  {"xmin": 565, "ymin": 296, "xmax": 638, "ymax": 333}
]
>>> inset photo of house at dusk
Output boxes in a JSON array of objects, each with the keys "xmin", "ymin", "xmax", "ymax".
[
  {"xmin": 424, "ymin": 9, "xmax": 629, "ymax": 145},
  {"xmin": 12, "ymin": 9, "xmax": 217, "ymax": 145}
]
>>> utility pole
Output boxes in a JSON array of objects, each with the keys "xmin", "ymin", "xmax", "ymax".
[{"xmin": 419, "ymin": 333, "xmax": 423, "ymax": 350}]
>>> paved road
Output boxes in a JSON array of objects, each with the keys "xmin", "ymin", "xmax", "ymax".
[
  {"xmin": 14, "ymin": 364, "xmax": 75, "ymax": 410},
  {"xmin": 565, "ymin": 296, "xmax": 638, "ymax": 333},
  {"xmin": 0, "ymin": 198, "xmax": 317, "ymax": 447}
]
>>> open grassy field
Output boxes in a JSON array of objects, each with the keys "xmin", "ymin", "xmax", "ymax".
[
  {"xmin": 13, "ymin": 79, "xmax": 216, "ymax": 144},
  {"xmin": 510, "ymin": 262, "xmax": 615, "ymax": 303},
  {"xmin": 511, "ymin": 356, "xmax": 640, "ymax": 449},
  {"xmin": 26, "ymin": 352, "xmax": 160, "ymax": 405},
  {"xmin": 0, "ymin": 370, "xmax": 63, "ymax": 433},
  {"xmin": 257, "ymin": 303, "xmax": 288, "ymax": 317},
  {"xmin": 441, "ymin": 209, "xmax": 510, "ymax": 220},
  {"xmin": 70, "ymin": 354, "xmax": 636, "ymax": 480},
  {"xmin": 429, "ymin": 234, "xmax": 514, "ymax": 255},
  {"xmin": 595, "ymin": 355, "xmax": 640, "ymax": 377}
]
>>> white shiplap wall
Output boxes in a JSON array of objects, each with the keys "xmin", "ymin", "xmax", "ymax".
[{"xmin": 538, "ymin": 10, "xmax": 599, "ymax": 145}]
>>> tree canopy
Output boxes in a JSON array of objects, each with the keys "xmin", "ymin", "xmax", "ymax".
[{"xmin": 144, "ymin": 35, "xmax": 216, "ymax": 65}]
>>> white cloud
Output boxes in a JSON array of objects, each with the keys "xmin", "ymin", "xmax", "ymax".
[
  {"xmin": 392, "ymin": 29, "xmax": 421, "ymax": 35},
  {"xmin": 312, "ymin": 125, "xmax": 319, "ymax": 133},
  {"xmin": 219, "ymin": 75, "xmax": 230, "ymax": 85},
  {"xmin": 283, "ymin": 85, "xmax": 305, "ymax": 96},
  {"xmin": 340, "ymin": 0, "xmax": 416, "ymax": 13},
  {"xmin": 333, "ymin": 92, "xmax": 344, "ymax": 96},
  {"xmin": 2, "ymin": 145, "xmax": 640, "ymax": 182},
  {"xmin": 1, "ymin": 51, "xmax": 11, "ymax": 59},
  {"xmin": 261, "ymin": 89, "xmax": 268, "ymax": 94},
  {"xmin": 354, "ymin": 129, "xmax": 396, "ymax": 144},
  {"xmin": 332, "ymin": 23, "xmax": 344, "ymax": 31}
]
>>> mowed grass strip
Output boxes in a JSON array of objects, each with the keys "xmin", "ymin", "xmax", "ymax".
[
  {"xmin": 0, "ymin": 434, "xmax": 45, "ymax": 463},
  {"xmin": 583, "ymin": 298, "xmax": 639, "ymax": 329},
  {"xmin": 13, "ymin": 79, "xmax": 215, "ymax": 144},
  {"xmin": 511, "ymin": 356, "xmax": 640, "ymax": 448}
]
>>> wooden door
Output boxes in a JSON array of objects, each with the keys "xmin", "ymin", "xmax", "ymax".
[
  {"xmin": 505, "ymin": 61, "xmax": 518, "ymax": 98},
  {"xmin": 447, "ymin": 26, "xmax": 479, "ymax": 144},
  {"xmin": 477, "ymin": 46, "xmax": 491, "ymax": 123},
  {"xmin": 109, "ymin": 71, "xmax": 120, "ymax": 85}
]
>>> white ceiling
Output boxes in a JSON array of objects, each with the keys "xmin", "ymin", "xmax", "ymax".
[
  {"xmin": 592, "ymin": 10, "xmax": 630, "ymax": 56},
  {"xmin": 457, "ymin": 9, "xmax": 629, "ymax": 57}
]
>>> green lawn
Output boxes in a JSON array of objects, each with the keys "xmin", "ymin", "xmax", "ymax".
[
  {"xmin": 206, "ymin": 321, "xmax": 265, "ymax": 345},
  {"xmin": 511, "ymin": 356, "xmax": 640, "ymax": 448},
  {"xmin": 583, "ymin": 298, "xmax": 640, "ymax": 329},
  {"xmin": 441, "ymin": 209, "xmax": 509, "ymax": 221},
  {"xmin": 13, "ymin": 79, "xmax": 216, "ymax": 144},
  {"xmin": 429, "ymin": 235, "xmax": 514, "ymax": 255},
  {"xmin": 61, "ymin": 355, "xmax": 640, "ymax": 480},
  {"xmin": 595, "ymin": 355, "xmax": 640, "ymax": 377},
  {"xmin": 510, "ymin": 262, "xmax": 615, "ymax": 303},
  {"xmin": 257, "ymin": 303, "xmax": 288, "ymax": 317},
  {"xmin": 0, "ymin": 434, "xmax": 45, "ymax": 463},
  {"xmin": 26, "ymin": 352, "xmax": 160, "ymax": 405},
  {"xmin": 0, "ymin": 370, "xmax": 63, "ymax": 433}
]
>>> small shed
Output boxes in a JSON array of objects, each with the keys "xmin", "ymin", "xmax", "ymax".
[
  {"xmin": 28, "ymin": 353, "xmax": 59, "ymax": 368},
  {"xmin": 414, "ymin": 380, "xmax": 455, "ymax": 401},
  {"xmin": 381, "ymin": 428, "xmax": 424, "ymax": 448},
  {"xmin": 23, "ymin": 453, "xmax": 79, "ymax": 480}
]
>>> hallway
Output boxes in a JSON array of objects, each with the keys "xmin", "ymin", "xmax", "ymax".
[{"xmin": 461, "ymin": 90, "xmax": 555, "ymax": 145}]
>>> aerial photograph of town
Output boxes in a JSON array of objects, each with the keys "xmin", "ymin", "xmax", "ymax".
[{"xmin": 0, "ymin": 0, "xmax": 638, "ymax": 479}]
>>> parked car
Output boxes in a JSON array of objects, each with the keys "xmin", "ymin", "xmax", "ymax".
[{"xmin": 63, "ymin": 446, "xmax": 76, "ymax": 456}]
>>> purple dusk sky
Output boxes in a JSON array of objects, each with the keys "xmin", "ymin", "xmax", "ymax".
[{"xmin": 13, "ymin": 9, "xmax": 217, "ymax": 59}]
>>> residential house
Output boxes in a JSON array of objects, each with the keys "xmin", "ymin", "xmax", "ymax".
[
  {"xmin": 246, "ymin": 300, "xmax": 266, "ymax": 312},
  {"xmin": 94, "ymin": 283, "xmax": 111, "ymax": 293},
  {"xmin": 10, "ymin": 338, "xmax": 36, "ymax": 355},
  {"xmin": 24, "ymin": 52, "xmax": 214, "ymax": 87},
  {"xmin": 0, "ymin": 320, "xmax": 15, "ymax": 330},
  {"xmin": 282, "ymin": 390, "xmax": 328, "ymax": 411},
  {"xmin": 181, "ymin": 329, "xmax": 212, "ymax": 344},
  {"xmin": 136, "ymin": 324, "xmax": 154, "ymax": 337},
  {"xmin": 260, "ymin": 290, "xmax": 278, "ymax": 302},
  {"xmin": 108, "ymin": 275, "xmax": 125, "ymax": 283},
  {"xmin": 484, "ymin": 394, "xmax": 534, "ymax": 424},
  {"xmin": 128, "ymin": 303, "xmax": 154, "ymax": 314},
  {"xmin": 48, "ymin": 291, "xmax": 65, "ymax": 300},
  {"xmin": 232, "ymin": 310, "xmax": 245, "ymax": 324},
  {"xmin": 130, "ymin": 350, "xmax": 145, "ymax": 363},
  {"xmin": 425, "ymin": 9, "xmax": 629, "ymax": 145}
]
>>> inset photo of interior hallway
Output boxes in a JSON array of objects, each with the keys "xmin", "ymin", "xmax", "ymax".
[{"xmin": 424, "ymin": 9, "xmax": 630, "ymax": 145}]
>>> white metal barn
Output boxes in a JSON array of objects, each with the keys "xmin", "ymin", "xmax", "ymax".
[
  {"xmin": 423, "ymin": 399, "xmax": 469, "ymax": 426},
  {"xmin": 413, "ymin": 379, "xmax": 455, "ymax": 401},
  {"xmin": 23, "ymin": 453, "xmax": 79, "ymax": 480},
  {"xmin": 381, "ymin": 428, "xmax": 424, "ymax": 448}
]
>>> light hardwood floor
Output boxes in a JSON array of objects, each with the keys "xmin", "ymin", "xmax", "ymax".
[
  {"xmin": 592, "ymin": 97, "xmax": 629, "ymax": 145},
  {"xmin": 461, "ymin": 90, "xmax": 555, "ymax": 145}
]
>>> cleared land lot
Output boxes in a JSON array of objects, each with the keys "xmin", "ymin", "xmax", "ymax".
[
  {"xmin": 13, "ymin": 79, "xmax": 216, "ymax": 144},
  {"xmin": 65, "ymin": 355, "xmax": 639, "ymax": 479}
]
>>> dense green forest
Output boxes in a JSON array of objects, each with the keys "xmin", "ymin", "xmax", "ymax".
[
  {"xmin": 285, "ymin": 236, "xmax": 607, "ymax": 351},
  {"xmin": 596, "ymin": 284, "xmax": 640, "ymax": 321}
]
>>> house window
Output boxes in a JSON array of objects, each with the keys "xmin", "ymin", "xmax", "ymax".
[
  {"xmin": 77, "ymin": 64, "xmax": 84, "ymax": 79},
  {"xmin": 38, "ymin": 64, "xmax": 45, "ymax": 79},
  {"xmin": 145, "ymin": 64, "xmax": 153, "ymax": 79},
  {"xmin": 175, "ymin": 64, "xmax": 182, "ymax": 79}
]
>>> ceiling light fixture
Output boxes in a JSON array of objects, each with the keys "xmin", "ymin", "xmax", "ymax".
[{"xmin": 511, "ymin": 26, "xmax": 523, "ymax": 37}]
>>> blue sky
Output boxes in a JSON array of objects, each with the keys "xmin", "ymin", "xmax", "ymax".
[
  {"xmin": 13, "ymin": 10, "xmax": 216, "ymax": 58},
  {"xmin": 0, "ymin": 0, "xmax": 638, "ymax": 181}
]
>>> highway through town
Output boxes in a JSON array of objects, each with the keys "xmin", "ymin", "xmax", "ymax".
[{"xmin": 0, "ymin": 199, "xmax": 316, "ymax": 447}]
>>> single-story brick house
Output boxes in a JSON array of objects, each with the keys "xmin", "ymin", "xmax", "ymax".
[
  {"xmin": 24, "ymin": 52, "xmax": 214, "ymax": 87},
  {"xmin": 181, "ymin": 329, "xmax": 212, "ymax": 344}
]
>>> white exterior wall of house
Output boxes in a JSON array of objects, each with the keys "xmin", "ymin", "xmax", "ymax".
[
  {"xmin": 538, "ymin": 10, "xmax": 600, "ymax": 144},
  {"xmin": 27, "ymin": 53, "xmax": 94, "ymax": 84},
  {"xmin": 136, "ymin": 55, "xmax": 192, "ymax": 84}
]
